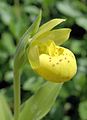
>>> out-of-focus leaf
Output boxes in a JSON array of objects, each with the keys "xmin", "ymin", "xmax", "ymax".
[
  {"xmin": 0, "ymin": 51, "xmax": 8, "ymax": 63},
  {"xmin": 78, "ymin": 58, "xmax": 87, "ymax": 73},
  {"xmin": 19, "ymin": 82, "xmax": 62, "ymax": 120},
  {"xmin": 23, "ymin": 77, "xmax": 44, "ymax": 92},
  {"xmin": 76, "ymin": 17, "xmax": 87, "ymax": 30},
  {"xmin": 78, "ymin": 58, "xmax": 87, "ymax": 67},
  {"xmin": 59, "ymin": 86, "xmax": 69, "ymax": 99},
  {"xmin": 79, "ymin": 101, "xmax": 87, "ymax": 120},
  {"xmin": 5, "ymin": 71, "xmax": 13, "ymax": 82},
  {"xmin": 74, "ymin": 72, "xmax": 86, "ymax": 91},
  {"xmin": 57, "ymin": 1, "xmax": 82, "ymax": 18},
  {"xmin": 63, "ymin": 116, "xmax": 70, "ymax": 120},
  {"xmin": 0, "ymin": 94, "xmax": 13, "ymax": 120},
  {"xmin": 74, "ymin": 1, "xmax": 87, "ymax": 13},
  {"xmin": 0, "ymin": 1, "xmax": 12, "ymax": 25},
  {"xmin": 24, "ymin": 6, "xmax": 40, "ymax": 21},
  {"xmin": 24, "ymin": 5, "xmax": 39, "ymax": 15},
  {"xmin": 1, "ymin": 33, "xmax": 16, "ymax": 54},
  {"xmin": 49, "ymin": 101, "xmax": 64, "ymax": 120},
  {"xmin": 70, "ymin": 40, "xmax": 82, "ymax": 54},
  {"xmin": 9, "ymin": 17, "xmax": 29, "ymax": 40}
]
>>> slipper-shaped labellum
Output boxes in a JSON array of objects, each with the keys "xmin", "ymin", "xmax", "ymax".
[{"xmin": 27, "ymin": 19, "xmax": 77, "ymax": 83}]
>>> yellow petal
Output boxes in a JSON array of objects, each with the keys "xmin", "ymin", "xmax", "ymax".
[
  {"xmin": 32, "ymin": 28, "xmax": 71, "ymax": 46},
  {"xmin": 34, "ymin": 47, "xmax": 77, "ymax": 83}
]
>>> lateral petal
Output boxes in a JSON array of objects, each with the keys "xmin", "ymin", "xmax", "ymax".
[{"xmin": 32, "ymin": 28, "xmax": 71, "ymax": 46}]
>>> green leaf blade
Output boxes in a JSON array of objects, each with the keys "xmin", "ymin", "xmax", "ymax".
[
  {"xmin": 19, "ymin": 81, "xmax": 63, "ymax": 120},
  {"xmin": 0, "ymin": 94, "xmax": 13, "ymax": 120}
]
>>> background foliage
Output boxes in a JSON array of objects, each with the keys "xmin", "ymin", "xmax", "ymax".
[{"xmin": 0, "ymin": 0, "xmax": 87, "ymax": 120}]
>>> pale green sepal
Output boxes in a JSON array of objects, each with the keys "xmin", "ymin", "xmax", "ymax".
[
  {"xmin": 39, "ymin": 18, "xmax": 65, "ymax": 33},
  {"xmin": 18, "ymin": 82, "xmax": 63, "ymax": 120},
  {"xmin": 28, "ymin": 45, "xmax": 40, "ymax": 68},
  {"xmin": 0, "ymin": 94, "xmax": 13, "ymax": 120},
  {"xmin": 14, "ymin": 10, "xmax": 42, "ymax": 72},
  {"xmin": 32, "ymin": 19, "xmax": 65, "ymax": 42}
]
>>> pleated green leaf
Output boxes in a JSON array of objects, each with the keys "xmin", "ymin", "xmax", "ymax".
[
  {"xmin": 19, "ymin": 82, "xmax": 63, "ymax": 120},
  {"xmin": 0, "ymin": 94, "xmax": 13, "ymax": 120}
]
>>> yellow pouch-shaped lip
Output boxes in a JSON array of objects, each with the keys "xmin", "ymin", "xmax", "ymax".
[{"xmin": 34, "ymin": 47, "xmax": 77, "ymax": 83}]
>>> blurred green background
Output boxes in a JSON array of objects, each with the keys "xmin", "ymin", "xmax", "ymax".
[{"xmin": 0, "ymin": 0, "xmax": 87, "ymax": 120}]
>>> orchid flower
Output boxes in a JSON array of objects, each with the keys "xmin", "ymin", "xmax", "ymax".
[{"xmin": 27, "ymin": 19, "xmax": 77, "ymax": 83}]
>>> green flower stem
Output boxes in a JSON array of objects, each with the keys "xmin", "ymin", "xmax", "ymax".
[
  {"xmin": 14, "ymin": 70, "xmax": 21, "ymax": 120},
  {"xmin": 13, "ymin": 11, "xmax": 42, "ymax": 120}
]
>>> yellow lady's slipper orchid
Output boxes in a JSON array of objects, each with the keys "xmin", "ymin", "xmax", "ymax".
[{"xmin": 27, "ymin": 19, "xmax": 77, "ymax": 83}]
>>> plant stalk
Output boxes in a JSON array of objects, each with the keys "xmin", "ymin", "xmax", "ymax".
[{"xmin": 14, "ymin": 70, "xmax": 21, "ymax": 120}]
